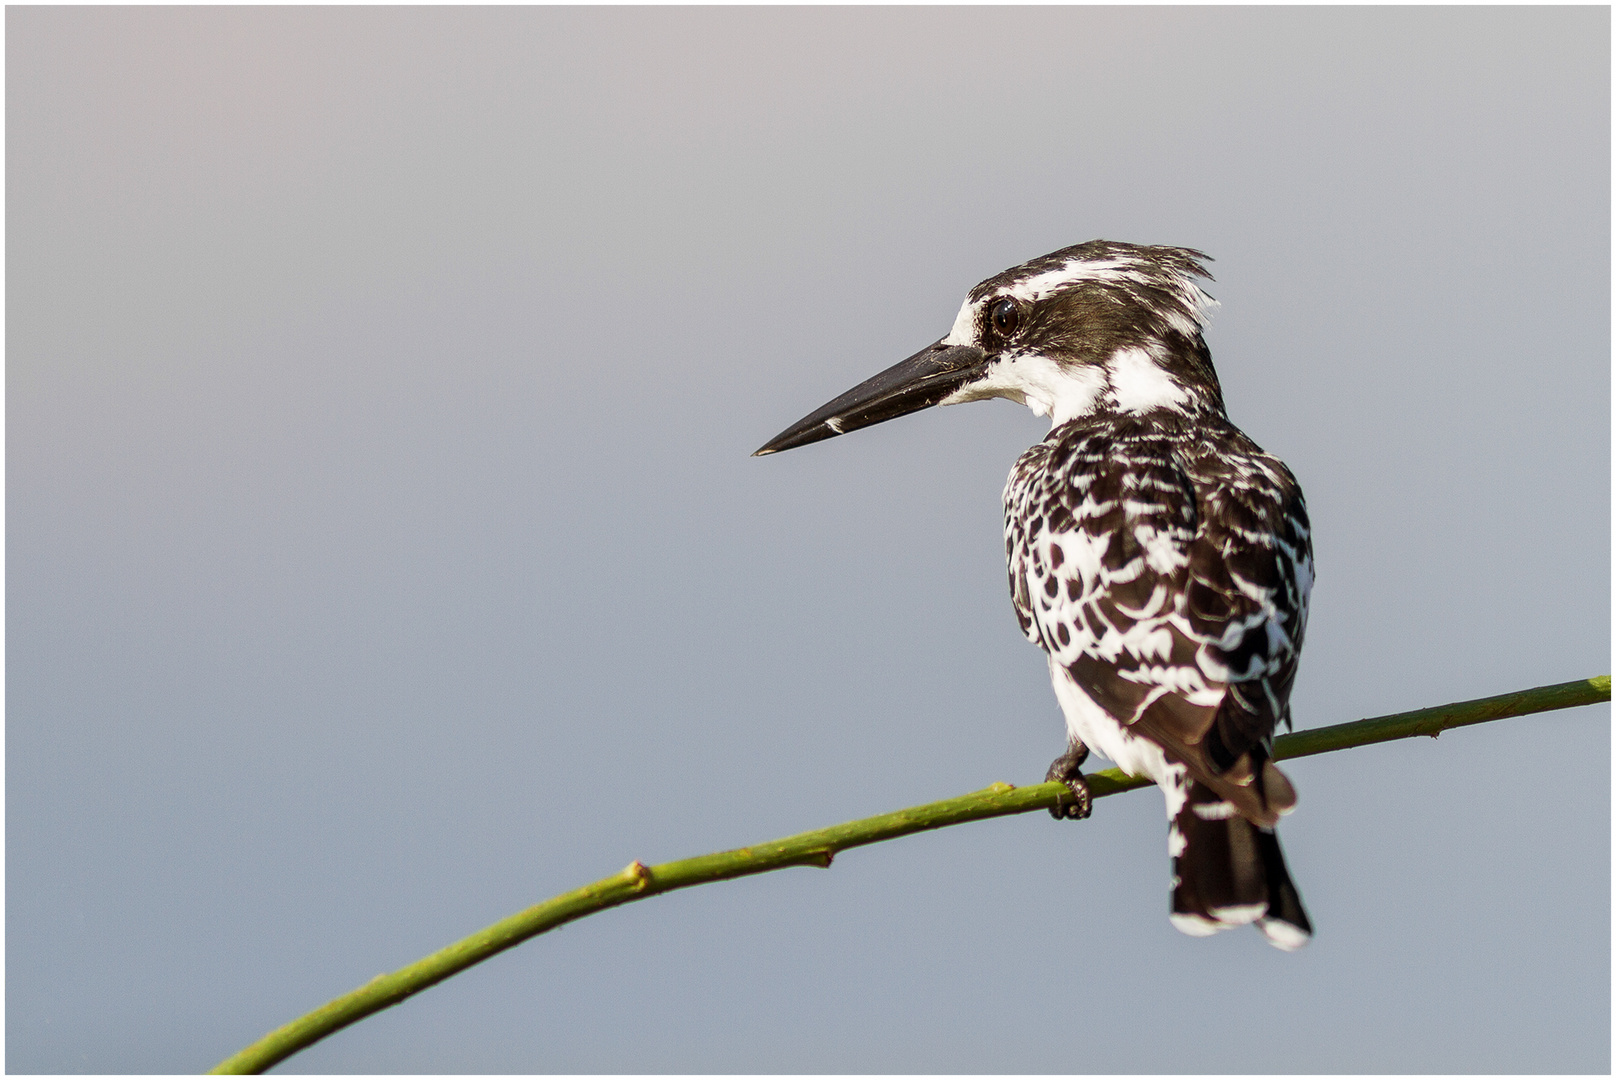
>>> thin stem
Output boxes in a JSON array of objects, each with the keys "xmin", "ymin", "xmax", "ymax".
[{"xmin": 209, "ymin": 675, "xmax": 1609, "ymax": 1074}]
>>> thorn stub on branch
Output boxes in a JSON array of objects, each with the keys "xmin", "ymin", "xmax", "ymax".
[{"xmin": 623, "ymin": 861, "xmax": 652, "ymax": 891}]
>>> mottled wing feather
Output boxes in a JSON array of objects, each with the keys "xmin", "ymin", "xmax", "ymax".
[
  {"xmin": 1006, "ymin": 420, "xmax": 1312, "ymax": 821},
  {"xmin": 1182, "ymin": 445, "xmax": 1312, "ymax": 772}
]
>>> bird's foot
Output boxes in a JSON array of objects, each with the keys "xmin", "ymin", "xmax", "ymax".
[
  {"xmin": 1045, "ymin": 741, "xmax": 1092, "ymax": 820},
  {"xmin": 1048, "ymin": 775, "xmax": 1092, "ymax": 819}
]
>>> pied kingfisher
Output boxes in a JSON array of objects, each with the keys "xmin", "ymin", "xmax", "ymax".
[{"xmin": 755, "ymin": 241, "xmax": 1313, "ymax": 949}]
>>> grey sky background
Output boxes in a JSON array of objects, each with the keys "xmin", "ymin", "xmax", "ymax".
[{"xmin": 8, "ymin": 6, "xmax": 1609, "ymax": 1073}]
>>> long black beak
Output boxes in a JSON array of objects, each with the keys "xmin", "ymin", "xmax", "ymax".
[{"xmin": 753, "ymin": 340, "xmax": 989, "ymax": 456}]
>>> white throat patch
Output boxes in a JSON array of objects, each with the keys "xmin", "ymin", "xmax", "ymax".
[{"xmin": 939, "ymin": 351, "xmax": 1106, "ymax": 426}]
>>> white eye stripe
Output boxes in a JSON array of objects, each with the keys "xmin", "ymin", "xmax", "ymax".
[
  {"xmin": 974, "ymin": 255, "xmax": 1220, "ymax": 336},
  {"xmin": 1000, "ymin": 256, "xmax": 1143, "ymax": 302}
]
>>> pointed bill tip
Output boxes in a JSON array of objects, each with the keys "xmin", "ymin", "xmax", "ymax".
[
  {"xmin": 751, "ymin": 341, "xmax": 987, "ymax": 460},
  {"xmin": 753, "ymin": 415, "xmax": 848, "ymax": 458}
]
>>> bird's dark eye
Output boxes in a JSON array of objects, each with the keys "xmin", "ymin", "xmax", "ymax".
[{"xmin": 989, "ymin": 298, "xmax": 1023, "ymax": 338}]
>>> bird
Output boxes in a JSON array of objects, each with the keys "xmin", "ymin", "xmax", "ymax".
[{"xmin": 754, "ymin": 241, "xmax": 1313, "ymax": 949}]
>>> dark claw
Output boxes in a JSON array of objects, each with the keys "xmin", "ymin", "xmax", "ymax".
[
  {"xmin": 1049, "ymin": 775, "xmax": 1093, "ymax": 819},
  {"xmin": 1045, "ymin": 739, "xmax": 1093, "ymax": 821}
]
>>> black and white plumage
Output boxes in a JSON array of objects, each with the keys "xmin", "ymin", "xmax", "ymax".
[{"xmin": 757, "ymin": 241, "xmax": 1313, "ymax": 950}]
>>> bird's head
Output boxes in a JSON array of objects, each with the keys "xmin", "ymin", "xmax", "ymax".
[{"xmin": 754, "ymin": 241, "xmax": 1226, "ymax": 456}]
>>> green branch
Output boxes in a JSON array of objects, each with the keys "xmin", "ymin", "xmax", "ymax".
[{"xmin": 210, "ymin": 675, "xmax": 1609, "ymax": 1074}]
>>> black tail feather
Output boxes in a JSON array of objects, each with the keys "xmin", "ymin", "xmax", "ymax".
[
  {"xmin": 1170, "ymin": 778, "xmax": 1311, "ymax": 950},
  {"xmin": 1255, "ymin": 826, "xmax": 1312, "ymax": 950}
]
